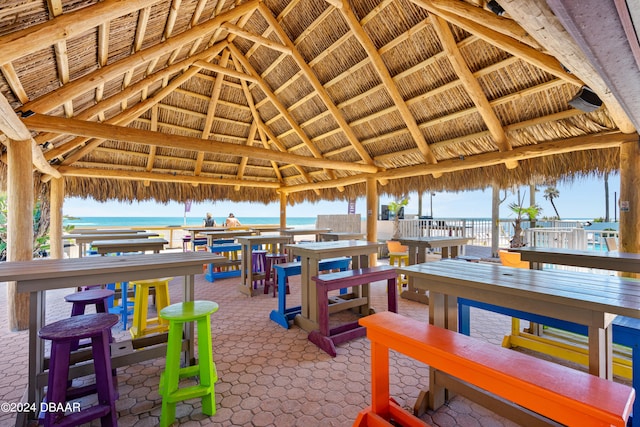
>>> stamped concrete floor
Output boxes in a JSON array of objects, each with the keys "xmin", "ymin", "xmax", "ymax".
[{"xmin": 1, "ymin": 252, "xmax": 529, "ymax": 427}]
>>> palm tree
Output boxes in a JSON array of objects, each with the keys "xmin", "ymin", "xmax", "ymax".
[
  {"xmin": 388, "ymin": 197, "xmax": 409, "ymax": 239},
  {"xmin": 544, "ymin": 186, "xmax": 561, "ymax": 219},
  {"xmin": 508, "ymin": 191, "xmax": 541, "ymax": 248}
]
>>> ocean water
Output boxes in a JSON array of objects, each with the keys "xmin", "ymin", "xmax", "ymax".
[{"xmin": 63, "ymin": 216, "xmax": 316, "ymax": 228}]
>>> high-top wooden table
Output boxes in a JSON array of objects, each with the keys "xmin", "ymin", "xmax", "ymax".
[
  {"xmin": 512, "ymin": 247, "xmax": 640, "ymax": 273},
  {"xmin": 200, "ymin": 229, "xmax": 255, "ymax": 246},
  {"xmin": 396, "ymin": 236, "xmax": 471, "ymax": 304},
  {"xmin": 399, "ymin": 259, "xmax": 640, "ymax": 416},
  {"xmin": 281, "ymin": 228, "xmax": 332, "ymax": 242},
  {"xmin": 63, "ymin": 232, "xmax": 159, "ymax": 257},
  {"xmin": 3, "ymin": 252, "xmax": 224, "ymax": 425},
  {"xmin": 91, "ymin": 237, "xmax": 168, "ymax": 255},
  {"xmin": 320, "ymin": 232, "xmax": 365, "ymax": 241},
  {"xmin": 237, "ymin": 235, "xmax": 293, "ymax": 296},
  {"xmin": 286, "ymin": 240, "xmax": 382, "ymax": 332}
]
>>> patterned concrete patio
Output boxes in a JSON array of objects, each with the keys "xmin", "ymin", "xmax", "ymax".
[{"xmin": 0, "ymin": 249, "xmax": 533, "ymax": 427}]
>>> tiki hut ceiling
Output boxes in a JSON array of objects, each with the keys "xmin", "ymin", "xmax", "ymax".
[{"xmin": 0, "ymin": 0, "xmax": 639, "ymax": 205}]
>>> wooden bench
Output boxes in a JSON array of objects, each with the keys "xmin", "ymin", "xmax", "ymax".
[
  {"xmin": 355, "ymin": 311, "xmax": 634, "ymax": 427},
  {"xmin": 205, "ymin": 243, "xmax": 242, "ymax": 282},
  {"xmin": 459, "ymin": 297, "xmax": 640, "ymax": 427},
  {"xmin": 269, "ymin": 257, "xmax": 351, "ymax": 329},
  {"xmin": 309, "ymin": 265, "xmax": 397, "ymax": 357}
]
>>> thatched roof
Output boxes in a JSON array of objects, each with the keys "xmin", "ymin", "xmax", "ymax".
[{"xmin": 0, "ymin": 0, "xmax": 638, "ymax": 205}]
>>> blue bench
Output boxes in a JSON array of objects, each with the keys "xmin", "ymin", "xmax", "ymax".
[
  {"xmin": 269, "ymin": 257, "xmax": 351, "ymax": 329},
  {"xmin": 458, "ymin": 297, "xmax": 640, "ymax": 427},
  {"xmin": 205, "ymin": 243, "xmax": 242, "ymax": 282}
]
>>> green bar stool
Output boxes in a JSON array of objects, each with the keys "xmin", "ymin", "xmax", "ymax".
[{"xmin": 159, "ymin": 300, "xmax": 219, "ymax": 427}]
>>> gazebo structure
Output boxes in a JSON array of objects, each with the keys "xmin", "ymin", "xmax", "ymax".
[{"xmin": 0, "ymin": 0, "xmax": 639, "ymax": 331}]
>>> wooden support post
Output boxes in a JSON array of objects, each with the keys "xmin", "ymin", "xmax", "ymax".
[
  {"xmin": 50, "ymin": 178, "xmax": 64, "ymax": 259},
  {"xmin": 366, "ymin": 178, "xmax": 378, "ymax": 264},
  {"xmin": 7, "ymin": 138, "xmax": 33, "ymax": 331},
  {"xmin": 619, "ymin": 138, "xmax": 640, "ymax": 278},
  {"xmin": 279, "ymin": 192, "xmax": 287, "ymax": 230}
]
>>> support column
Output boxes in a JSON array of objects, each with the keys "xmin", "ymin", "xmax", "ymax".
[
  {"xmin": 619, "ymin": 139, "xmax": 640, "ymax": 278},
  {"xmin": 366, "ymin": 178, "xmax": 378, "ymax": 263},
  {"xmin": 491, "ymin": 184, "xmax": 500, "ymax": 258},
  {"xmin": 279, "ymin": 191, "xmax": 287, "ymax": 230},
  {"xmin": 50, "ymin": 178, "xmax": 64, "ymax": 259},
  {"xmin": 7, "ymin": 138, "xmax": 33, "ymax": 331}
]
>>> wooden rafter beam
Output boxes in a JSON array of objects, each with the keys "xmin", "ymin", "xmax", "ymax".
[
  {"xmin": 222, "ymin": 22, "xmax": 291, "ymax": 54},
  {"xmin": 23, "ymin": 114, "xmax": 380, "ymax": 173},
  {"xmin": 284, "ymin": 131, "xmax": 635, "ymax": 193},
  {"xmin": 0, "ymin": 0, "xmax": 161, "ymax": 66},
  {"xmin": 19, "ymin": 0, "xmax": 259, "ymax": 114},
  {"xmin": 232, "ymin": 55, "xmax": 312, "ymax": 185},
  {"xmin": 498, "ymin": 0, "xmax": 636, "ymax": 134},
  {"xmin": 194, "ymin": 60, "xmax": 259, "ymax": 83},
  {"xmin": 257, "ymin": 3, "xmax": 374, "ymax": 165},
  {"xmin": 57, "ymin": 166, "xmax": 281, "ymax": 188},
  {"xmin": 409, "ymin": 0, "xmax": 583, "ymax": 88},
  {"xmin": 0, "ymin": 94, "xmax": 61, "ymax": 178},
  {"xmin": 227, "ymin": 43, "xmax": 325, "ymax": 160},
  {"xmin": 329, "ymin": 0, "xmax": 438, "ymax": 165},
  {"xmin": 429, "ymin": 14, "xmax": 515, "ymax": 169}
]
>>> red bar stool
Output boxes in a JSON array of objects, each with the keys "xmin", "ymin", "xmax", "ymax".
[
  {"xmin": 38, "ymin": 313, "xmax": 119, "ymax": 427},
  {"xmin": 264, "ymin": 253, "xmax": 288, "ymax": 297}
]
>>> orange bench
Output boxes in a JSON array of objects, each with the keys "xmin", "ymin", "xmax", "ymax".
[{"xmin": 355, "ymin": 311, "xmax": 634, "ymax": 427}]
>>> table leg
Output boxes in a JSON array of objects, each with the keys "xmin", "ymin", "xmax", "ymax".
[
  {"xmin": 401, "ymin": 244, "xmax": 430, "ymax": 304},
  {"xmin": 588, "ymin": 325, "xmax": 612, "ymax": 379},
  {"xmin": 294, "ymin": 257, "xmax": 319, "ymax": 332},
  {"xmin": 183, "ymin": 274, "xmax": 196, "ymax": 365}
]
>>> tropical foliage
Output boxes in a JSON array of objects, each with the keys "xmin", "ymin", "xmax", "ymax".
[
  {"xmin": 508, "ymin": 192, "xmax": 541, "ymax": 248},
  {"xmin": 543, "ymin": 186, "xmax": 561, "ymax": 219},
  {"xmin": 388, "ymin": 197, "xmax": 409, "ymax": 239}
]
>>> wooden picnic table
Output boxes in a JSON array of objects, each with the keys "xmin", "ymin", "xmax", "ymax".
[
  {"xmin": 512, "ymin": 246, "xmax": 640, "ymax": 273},
  {"xmin": 399, "ymin": 259, "xmax": 640, "ymax": 416},
  {"xmin": 286, "ymin": 240, "xmax": 382, "ymax": 332},
  {"xmin": 91, "ymin": 237, "xmax": 168, "ymax": 255},
  {"xmin": 396, "ymin": 236, "xmax": 471, "ymax": 304},
  {"xmin": 236, "ymin": 235, "xmax": 293, "ymax": 296},
  {"xmin": 3, "ymin": 252, "xmax": 224, "ymax": 424},
  {"xmin": 63, "ymin": 232, "xmax": 159, "ymax": 257}
]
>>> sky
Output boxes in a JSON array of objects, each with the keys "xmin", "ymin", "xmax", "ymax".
[{"xmin": 62, "ymin": 173, "xmax": 621, "ymax": 221}]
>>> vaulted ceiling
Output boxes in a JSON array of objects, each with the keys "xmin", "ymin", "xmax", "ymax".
[{"xmin": 0, "ymin": 0, "xmax": 638, "ymax": 205}]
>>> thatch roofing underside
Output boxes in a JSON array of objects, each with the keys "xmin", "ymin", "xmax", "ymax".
[{"xmin": 0, "ymin": 0, "xmax": 637, "ymax": 205}]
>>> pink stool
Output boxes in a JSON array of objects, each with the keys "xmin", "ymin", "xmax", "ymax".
[
  {"xmin": 264, "ymin": 253, "xmax": 288, "ymax": 297},
  {"xmin": 38, "ymin": 313, "xmax": 119, "ymax": 427}
]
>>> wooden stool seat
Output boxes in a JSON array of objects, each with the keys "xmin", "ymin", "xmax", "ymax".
[
  {"xmin": 38, "ymin": 313, "xmax": 119, "ymax": 427},
  {"xmin": 159, "ymin": 301, "xmax": 219, "ymax": 427},
  {"xmin": 129, "ymin": 277, "xmax": 172, "ymax": 339},
  {"xmin": 64, "ymin": 288, "xmax": 114, "ymax": 317}
]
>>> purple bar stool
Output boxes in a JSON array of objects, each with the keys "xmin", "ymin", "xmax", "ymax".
[
  {"xmin": 64, "ymin": 288, "xmax": 115, "ymax": 316},
  {"xmin": 252, "ymin": 250, "xmax": 267, "ymax": 288},
  {"xmin": 38, "ymin": 313, "xmax": 119, "ymax": 427}
]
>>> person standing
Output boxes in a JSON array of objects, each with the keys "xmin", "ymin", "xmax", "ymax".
[
  {"xmin": 225, "ymin": 213, "xmax": 241, "ymax": 227},
  {"xmin": 203, "ymin": 212, "xmax": 216, "ymax": 227}
]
